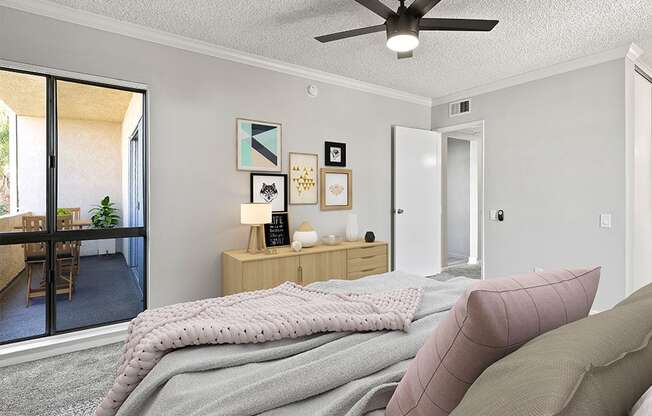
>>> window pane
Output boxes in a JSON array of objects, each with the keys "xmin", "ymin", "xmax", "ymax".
[
  {"xmin": 56, "ymin": 81, "xmax": 144, "ymax": 230},
  {"xmin": 0, "ymin": 69, "xmax": 47, "ymax": 231},
  {"xmin": 0, "ymin": 243, "xmax": 47, "ymax": 343},
  {"xmin": 55, "ymin": 237, "xmax": 144, "ymax": 331}
]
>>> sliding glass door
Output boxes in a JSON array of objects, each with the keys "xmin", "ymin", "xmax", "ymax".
[{"xmin": 0, "ymin": 67, "xmax": 147, "ymax": 345}]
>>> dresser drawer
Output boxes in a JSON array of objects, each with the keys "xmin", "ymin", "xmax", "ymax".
[
  {"xmin": 348, "ymin": 265, "xmax": 388, "ymax": 280},
  {"xmin": 348, "ymin": 254, "xmax": 387, "ymax": 273},
  {"xmin": 348, "ymin": 244, "xmax": 387, "ymax": 260}
]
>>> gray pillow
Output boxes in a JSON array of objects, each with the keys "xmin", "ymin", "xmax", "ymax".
[{"xmin": 450, "ymin": 283, "xmax": 652, "ymax": 416}]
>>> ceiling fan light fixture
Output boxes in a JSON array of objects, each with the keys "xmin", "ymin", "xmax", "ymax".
[{"xmin": 386, "ymin": 33, "xmax": 419, "ymax": 52}]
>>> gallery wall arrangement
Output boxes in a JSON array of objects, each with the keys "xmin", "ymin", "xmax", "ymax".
[{"xmin": 238, "ymin": 117, "xmax": 357, "ymax": 250}]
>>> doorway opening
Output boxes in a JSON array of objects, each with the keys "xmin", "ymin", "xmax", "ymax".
[{"xmin": 438, "ymin": 121, "xmax": 484, "ymax": 280}]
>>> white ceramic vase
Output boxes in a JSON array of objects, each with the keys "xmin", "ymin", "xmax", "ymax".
[
  {"xmin": 345, "ymin": 213, "xmax": 359, "ymax": 242},
  {"xmin": 293, "ymin": 222, "xmax": 319, "ymax": 247}
]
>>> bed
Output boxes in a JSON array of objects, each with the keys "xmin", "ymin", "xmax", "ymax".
[{"xmin": 111, "ymin": 272, "xmax": 474, "ymax": 416}]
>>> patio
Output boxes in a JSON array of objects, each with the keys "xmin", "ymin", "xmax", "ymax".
[
  {"xmin": 0, "ymin": 68, "xmax": 145, "ymax": 344},
  {"xmin": 0, "ymin": 253, "xmax": 143, "ymax": 343}
]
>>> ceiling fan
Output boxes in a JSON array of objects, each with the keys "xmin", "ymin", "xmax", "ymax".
[{"xmin": 315, "ymin": 0, "xmax": 498, "ymax": 59}]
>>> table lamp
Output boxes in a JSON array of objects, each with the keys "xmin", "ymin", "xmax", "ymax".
[{"xmin": 241, "ymin": 203, "xmax": 272, "ymax": 254}]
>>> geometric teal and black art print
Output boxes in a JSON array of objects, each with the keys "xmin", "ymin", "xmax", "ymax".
[{"xmin": 237, "ymin": 118, "xmax": 282, "ymax": 171}]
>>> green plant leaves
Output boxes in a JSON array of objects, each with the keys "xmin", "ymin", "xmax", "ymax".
[{"xmin": 89, "ymin": 195, "xmax": 120, "ymax": 229}]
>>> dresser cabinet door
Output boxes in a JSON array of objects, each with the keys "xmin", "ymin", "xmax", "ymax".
[
  {"xmin": 242, "ymin": 257, "xmax": 300, "ymax": 291},
  {"xmin": 300, "ymin": 251, "xmax": 347, "ymax": 285}
]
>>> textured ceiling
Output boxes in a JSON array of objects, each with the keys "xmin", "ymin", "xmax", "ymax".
[
  {"xmin": 45, "ymin": 0, "xmax": 652, "ymax": 99},
  {"xmin": 0, "ymin": 70, "xmax": 134, "ymax": 121}
]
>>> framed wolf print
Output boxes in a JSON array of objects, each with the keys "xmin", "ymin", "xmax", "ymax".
[
  {"xmin": 320, "ymin": 168, "xmax": 352, "ymax": 211},
  {"xmin": 237, "ymin": 118, "xmax": 282, "ymax": 171},
  {"xmin": 250, "ymin": 173, "xmax": 288, "ymax": 212},
  {"xmin": 289, "ymin": 152, "xmax": 318, "ymax": 205}
]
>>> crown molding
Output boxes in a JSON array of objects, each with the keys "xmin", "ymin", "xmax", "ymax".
[
  {"xmin": 431, "ymin": 43, "xmax": 636, "ymax": 107},
  {"xmin": 626, "ymin": 42, "xmax": 652, "ymax": 77},
  {"xmin": 0, "ymin": 0, "xmax": 433, "ymax": 107}
]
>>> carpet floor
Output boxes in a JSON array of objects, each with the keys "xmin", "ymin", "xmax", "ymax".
[
  {"xmin": 0, "ymin": 254, "xmax": 144, "ymax": 343},
  {"xmin": 0, "ymin": 267, "xmax": 481, "ymax": 415},
  {"xmin": 0, "ymin": 342, "xmax": 122, "ymax": 416}
]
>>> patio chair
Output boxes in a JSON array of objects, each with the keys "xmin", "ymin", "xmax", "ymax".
[
  {"xmin": 60, "ymin": 207, "xmax": 82, "ymax": 274},
  {"xmin": 22, "ymin": 216, "xmax": 47, "ymax": 307},
  {"xmin": 55, "ymin": 215, "xmax": 76, "ymax": 301}
]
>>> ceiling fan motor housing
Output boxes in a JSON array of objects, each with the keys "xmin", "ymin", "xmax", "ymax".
[{"xmin": 386, "ymin": 12, "xmax": 419, "ymax": 41}]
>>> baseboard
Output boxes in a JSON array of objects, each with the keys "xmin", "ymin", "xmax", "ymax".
[{"xmin": 0, "ymin": 322, "xmax": 128, "ymax": 368}]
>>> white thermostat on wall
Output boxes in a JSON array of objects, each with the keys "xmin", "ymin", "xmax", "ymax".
[{"xmin": 306, "ymin": 84, "xmax": 319, "ymax": 97}]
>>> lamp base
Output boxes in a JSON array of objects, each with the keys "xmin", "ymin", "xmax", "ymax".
[{"xmin": 247, "ymin": 225, "xmax": 267, "ymax": 254}]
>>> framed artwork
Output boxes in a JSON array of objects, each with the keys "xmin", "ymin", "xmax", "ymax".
[
  {"xmin": 250, "ymin": 173, "xmax": 288, "ymax": 212},
  {"xmin": 237, "ymin": 118, "xmax": 282, "ymax": 171},
  {"xmin": 264, "ymin": 212, "xmax": 290, "ymax": 247},
  {"xmin": 289, "ymin": 152, "xmax": 318, "ymax": 205},
  {"xmin": 320, "ymin": 168, "xmax": 352, "ymax": 211},
  {"xmin": 324, "ymin": 141, "xmax": 346, "ymax": 167}
]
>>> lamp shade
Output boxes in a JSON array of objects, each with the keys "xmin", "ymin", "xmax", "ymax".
[{"xmin": 240, "ymin": 203, "xmax": 272, "ymax": 225}]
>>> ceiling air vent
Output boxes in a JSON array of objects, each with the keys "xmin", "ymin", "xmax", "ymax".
[{"xmin": 449, "ymin": 99, "xmax": 471, "ymax": 117}]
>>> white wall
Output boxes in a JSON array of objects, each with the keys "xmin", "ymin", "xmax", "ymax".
[
  {"xmin": 433, "ymin": 59, "xmax": 626, "ymax": 310},
  {"xmin": 15, "ymin": 116, "xmax": 46, "ymax": 215},
  {"xmin": 16, "ymin": 116, "xmax": 123, "ymax": 224},
  {"xmin": 446, "ymin": 138, "xmax": 470, "ymax": 259},
  {"xmin": 0, "ymin": 7, "xmax": 430, "ymax": 307}
]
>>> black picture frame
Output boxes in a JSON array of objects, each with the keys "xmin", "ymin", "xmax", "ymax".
[
  {"xmin": 250, "ymin": 173, "xmax": 288, "ymax": 212},
  {"xmin": 264, "ymin": 212, "xmax": 291, "ymax": 247},
  {"xmin": 324, "ymin": 141, "xmax": 346, "ymax": 167}
]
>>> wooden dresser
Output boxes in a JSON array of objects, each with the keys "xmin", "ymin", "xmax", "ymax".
[{"xmin": 222, "ymin": 241, "xmax": 388, "ymax": 295}]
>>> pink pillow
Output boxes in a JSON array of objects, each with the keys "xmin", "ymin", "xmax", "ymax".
[{"xmin": 386, "ymin": 267, "xmax": 601, "ymax": 416}]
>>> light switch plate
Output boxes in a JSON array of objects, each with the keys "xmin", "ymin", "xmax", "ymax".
[
  {"xmin": 489, "ymin": 210, "xmax": 498, "ymax": 221},
  {"xmin": 600, "ymin": 213, "xmax": 612, "ymax": 228}
]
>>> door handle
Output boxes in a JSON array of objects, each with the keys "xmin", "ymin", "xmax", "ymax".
[{"xmin": 394, "ymin": 209, "xmax": 404, "ymax": 214}]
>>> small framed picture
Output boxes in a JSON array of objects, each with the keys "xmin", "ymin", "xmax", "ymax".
[
  {"xmin": 320, "ymin": 168, "xmax": 352, "ymax": 211},
  {"xmin": 264, "ymin": 212, "xmax": 291, "ymax": 247},
  {"xmin": 237, "ymin": 118, "xmax": 282, "ymax": 171},
  {"xmin": 250, "ymin": 173, "xmax": 287, "ymax": 212},
  {"xmin": 324, "ymin": 141, "xmax": 346, "ymax": 167},
  {"xmin": 289, "ymin": 152, "xmax": 318, "ymax": 205}
]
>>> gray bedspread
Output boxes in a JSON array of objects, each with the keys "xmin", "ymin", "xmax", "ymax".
[{"xmin": 115, "ymin": 272, "xmax": 473, "ymax": 416}]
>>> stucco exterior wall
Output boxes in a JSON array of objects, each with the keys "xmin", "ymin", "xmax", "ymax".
[{"xmin": 16, "ymin": 117, "xmax": 123, "ymax": 225}]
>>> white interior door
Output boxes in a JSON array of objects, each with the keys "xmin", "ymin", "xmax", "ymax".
[{"xmin": 393, "ymin": 126, "xmax": 442, "ymax": 276}]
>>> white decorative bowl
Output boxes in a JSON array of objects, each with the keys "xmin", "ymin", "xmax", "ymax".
[
  {"xmin": 321, "ymin": 235, "xmax": 343, "ymax": 246},
  {"xmin": 292, "ymin": 230, "xmax": 319, "ymax": 247}
]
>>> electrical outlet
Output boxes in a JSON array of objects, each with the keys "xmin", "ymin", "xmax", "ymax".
[{"xmin": 489, "ymin": 210, "xmax": 498, "ymax": 221}]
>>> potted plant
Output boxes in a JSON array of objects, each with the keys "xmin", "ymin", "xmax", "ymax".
[
  {"xmin": 57, "ymin": 208, "xmax": 71, "ymax": 217},
  {"xmin": 88, "ymin": 196, "xmax": 120, "ymax": 255},
  {"xmin": 89, "ymin": 196, "xmax": 120, "ymax": 229}
]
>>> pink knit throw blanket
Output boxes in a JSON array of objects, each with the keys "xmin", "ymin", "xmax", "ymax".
[{"xmin": 96, "ymin": 282, "xmax": 422, "ymax": 416}]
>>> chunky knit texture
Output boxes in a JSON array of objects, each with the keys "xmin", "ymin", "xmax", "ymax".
[{"xmin": 96, "ymin": 281, "xmax": 423, "ymax": 416}]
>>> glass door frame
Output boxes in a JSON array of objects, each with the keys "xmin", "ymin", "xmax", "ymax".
[{"xmin": 0, "ymin": 64, "xmax": 148, "ymax": 346}]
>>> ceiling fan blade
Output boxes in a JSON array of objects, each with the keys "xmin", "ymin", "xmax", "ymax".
[
  {"xmin": 315, "ymin": 24, "xmax": 386, "ymax": 43},
  {"xmin": 419, "ymin": 18, "xmax": 499, "ymax": 31},
  {"xmin": 407, "ymin": 0, "xmax": 442, "ymax": 17},
  {"xmin": 397, "ymin": 51, "xmax": 413, "ymax": 59},
  {"xmin": 353, "ymin": 0, "xmax": 396, "ymax": 20}
]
